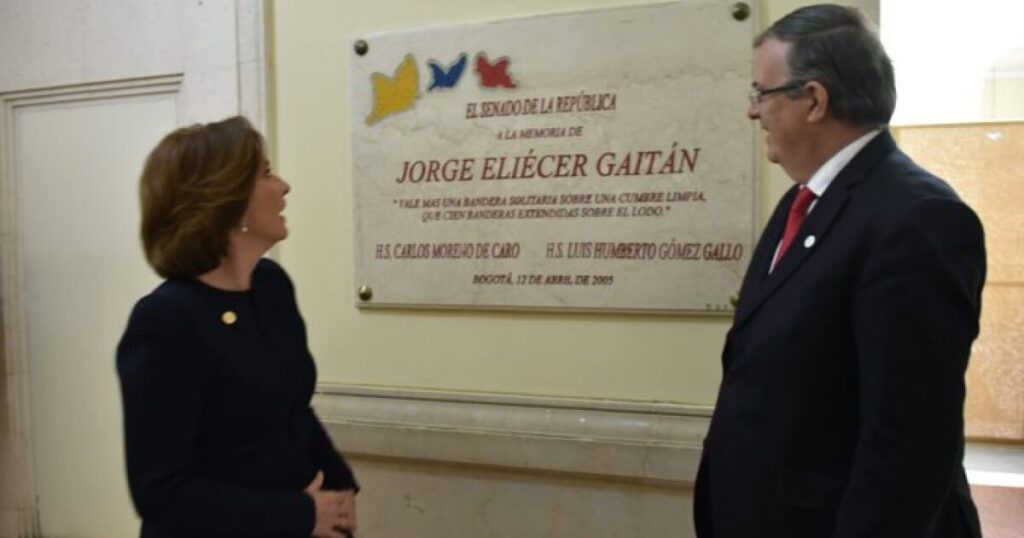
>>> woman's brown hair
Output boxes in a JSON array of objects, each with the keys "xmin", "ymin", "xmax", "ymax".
[{"xmin": 139, "ymin": 116, "xmax": 264, "ymax": 278}]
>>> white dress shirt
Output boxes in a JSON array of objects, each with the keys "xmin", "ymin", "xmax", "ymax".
[{"xmin": 769, "ymin": 129, "xmax": 882, "ymax": 273}]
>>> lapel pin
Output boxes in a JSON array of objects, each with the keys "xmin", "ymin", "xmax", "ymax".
[
  {"xmin": 804, "ymin": 235, "xmax": 816, "ymax": 248},
  {"xmin": 221, "ymin": 311, "xmax": 238, "ymax": 325}
]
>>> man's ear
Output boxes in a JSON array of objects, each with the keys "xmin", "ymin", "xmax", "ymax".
[{"xmin": 804, "ymin": 81, "xmax": 829, "ymax": 123}]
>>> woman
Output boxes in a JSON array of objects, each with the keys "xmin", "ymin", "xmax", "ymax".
[{"xmin": 117, "ymin": 116, "xmax": 357, "ymax": 538}]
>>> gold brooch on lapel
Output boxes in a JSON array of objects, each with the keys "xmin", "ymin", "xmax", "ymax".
[{"xmin": 221, "ymin": 311, "xmax": 238, "ymax": 325}]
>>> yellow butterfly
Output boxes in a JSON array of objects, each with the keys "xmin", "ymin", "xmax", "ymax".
[{"xmin": 366, "ymin": 54, "xmax": 420, "ymax": 125}]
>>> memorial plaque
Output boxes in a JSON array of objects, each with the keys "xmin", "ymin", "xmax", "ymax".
[{"xmin": 351, "ymin": 0, "xmax": 757, "ymax": 312}]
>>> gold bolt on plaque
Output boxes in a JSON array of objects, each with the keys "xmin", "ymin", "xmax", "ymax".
[
  {"xmin": 358, "ymin": 285, "xmax": 373, "ymax": 301},
  {"xmin": 729, "ymin": 292, "xmax": 740, "ymax": 309},
  {"xmin": 731, "ymin": 2, "xmax": 750, "ymax": 21},
  {"xmin": 354, "ymin": 39, "xmax": 369, "ymax": 56}
]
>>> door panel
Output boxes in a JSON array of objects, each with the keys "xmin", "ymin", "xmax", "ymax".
[
  {"xmin": 16, "ymin": 93, "xmax": 174, "ymax": 537},
  {"xmin": 0, "ymin": 1, "xmax": 267, "ymax": 535}
]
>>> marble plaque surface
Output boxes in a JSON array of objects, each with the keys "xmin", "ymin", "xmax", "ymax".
[{"xmin": 350, "ymin": 0, "xmax": 757, "ymax": 312}]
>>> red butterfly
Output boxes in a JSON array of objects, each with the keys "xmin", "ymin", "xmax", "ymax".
[{"xmin": 475, "ymin": 53, "xmax": 517, "ymax": 89}]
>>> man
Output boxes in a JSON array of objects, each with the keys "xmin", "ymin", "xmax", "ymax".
[{"xmin": 694, "ymin": 5, "xmax": 985, "ymax": 538}]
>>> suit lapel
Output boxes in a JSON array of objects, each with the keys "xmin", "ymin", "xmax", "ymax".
[
  {"xmin": 738, "ymin": 189, "xmax": 850, "ymax": 327},
  {"xmin": 732, "ymin": 186, "xmax": 794, "ymax": 326},
  {"xmin": 730, "ymin": 130, "xmax": 897, "ymax": 334}
]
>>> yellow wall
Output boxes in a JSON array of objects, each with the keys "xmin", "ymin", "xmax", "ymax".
[{"xmin": 270, "ymin": 0, "xmax": 875, "ymax": 404}]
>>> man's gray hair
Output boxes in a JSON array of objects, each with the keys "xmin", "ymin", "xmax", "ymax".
[{"xmin": 756, "ymin": 4, "xmax": 896, "ymax": 128}]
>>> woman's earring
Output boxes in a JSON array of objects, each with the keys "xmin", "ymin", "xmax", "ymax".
[{"xmin": 241, "ymin": 222, "xmax": 249, "ymax": 233}]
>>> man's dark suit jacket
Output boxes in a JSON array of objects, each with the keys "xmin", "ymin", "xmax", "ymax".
[
  {"xmin": 117, "ymin": 259, "xmax": 357, "ymax": 537},
  {"xmin": 694, "ymin": 131, "xmax": 985, "ymax": 538}
]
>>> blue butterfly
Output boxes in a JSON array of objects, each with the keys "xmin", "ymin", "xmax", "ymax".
[{"xmin": 427, "ymin": 53, "xmax": 468, "ymax": 91}]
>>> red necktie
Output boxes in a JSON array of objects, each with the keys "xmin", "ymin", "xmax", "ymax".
[{"xmin": 773, "ymin": 187, "xmax": 817, "ymax": 269}]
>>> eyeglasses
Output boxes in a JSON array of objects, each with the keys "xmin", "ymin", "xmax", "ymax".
[{"xmin": 749, "ymin": 81, "xmax": 805, "ymax": 106}]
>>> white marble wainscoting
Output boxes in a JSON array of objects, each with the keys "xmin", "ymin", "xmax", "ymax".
[{"xmin": 313, "ymin": 384, "xmax": 712, "ymax": 538}]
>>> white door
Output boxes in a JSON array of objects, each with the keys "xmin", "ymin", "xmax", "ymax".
[{"xmin": 0, "ymin": 1, "xmax": 268, "ymax": 536}]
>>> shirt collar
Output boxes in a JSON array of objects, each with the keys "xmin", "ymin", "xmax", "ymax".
[{"xmin": 804, "ymin": 129, "xmax": 882, "ymax": 197}]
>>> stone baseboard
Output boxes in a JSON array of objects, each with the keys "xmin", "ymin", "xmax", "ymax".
[
  {"xmin": 312, "ymin": 385, "xmax": 711, "ymax": 537},
  {"xmin": 313, "ymin": 384, "xmax": 711, "ymax": 486}
]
